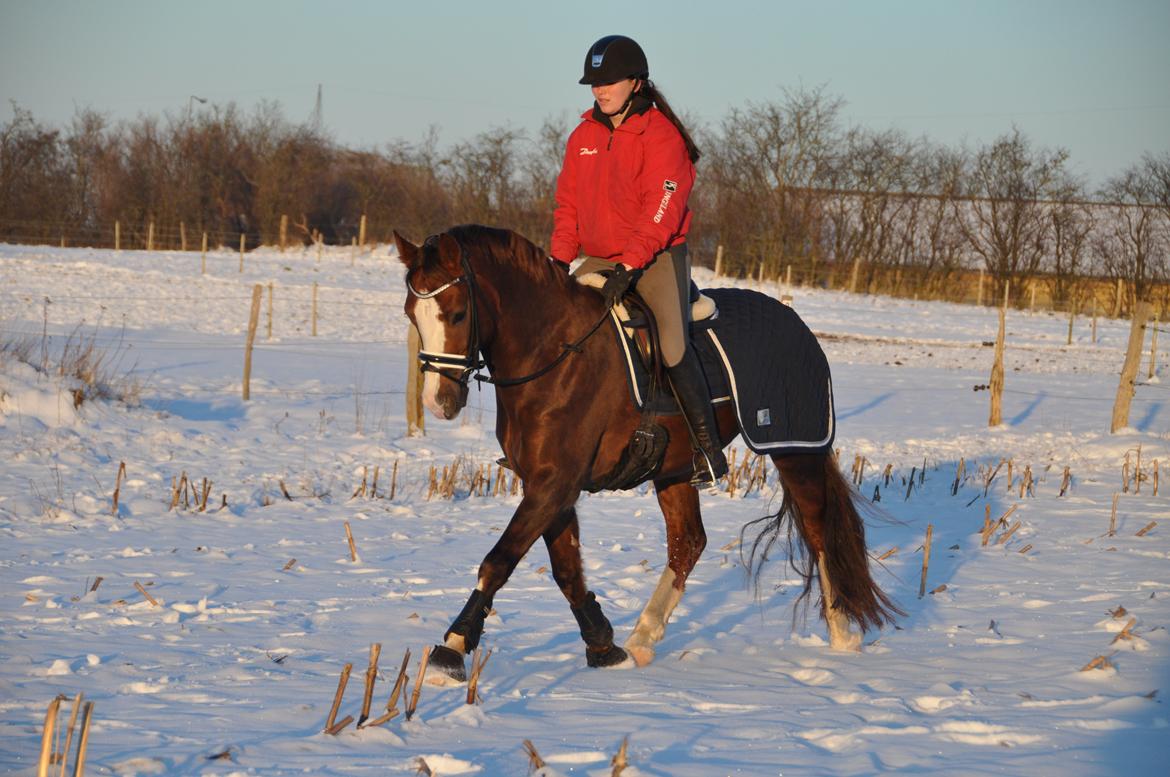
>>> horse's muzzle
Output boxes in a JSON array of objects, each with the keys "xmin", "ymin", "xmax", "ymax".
[{"xmin": 427, "ymin": 382, "xmax": 468, "ymax": 420}]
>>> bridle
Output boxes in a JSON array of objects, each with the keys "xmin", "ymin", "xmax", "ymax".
[
  {"xmin": 405, "ymin": 235, "xmax": 612, "ymax": 391},
  {"xmin": 405, "ymin": 243, "xmax": 486, "ymax": 387}
]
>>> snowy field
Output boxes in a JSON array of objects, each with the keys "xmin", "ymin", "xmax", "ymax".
[{"xmin": 1, "ymin": 242, "xmax": 1167, "ymax": 776}]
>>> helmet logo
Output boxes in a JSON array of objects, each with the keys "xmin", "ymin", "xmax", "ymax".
[{"xmin": 591, "ymin": 53, "xmax": 604, "ymax": 68}]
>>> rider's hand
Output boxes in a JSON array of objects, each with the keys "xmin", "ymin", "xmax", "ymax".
[{"xmin": 600, "ymin": 264, "xmax": 638, "ymax": 308}]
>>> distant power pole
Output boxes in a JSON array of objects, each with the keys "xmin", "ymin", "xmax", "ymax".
[{"xmin": 311, "ymin": 84, "xmax": 323, "ymax": 131}]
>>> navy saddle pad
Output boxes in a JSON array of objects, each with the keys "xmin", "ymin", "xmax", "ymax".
[{"xmin": 613, "ymin": 287, "xmax": 835, "ymax": 455}]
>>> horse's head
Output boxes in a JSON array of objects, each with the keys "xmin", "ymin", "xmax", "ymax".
[{"xmin": 396, "ymin": 230, "xmax": 474, "ymax": 420}]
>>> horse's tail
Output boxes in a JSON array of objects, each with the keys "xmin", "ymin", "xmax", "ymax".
[{"xmin": 742, "ymin": 452, "xmax": 904, "ymax": 632}]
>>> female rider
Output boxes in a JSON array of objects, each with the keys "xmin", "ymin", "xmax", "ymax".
[{"xmin": 550, "ymin": 34, "xmax": 728, "ymax": 485}]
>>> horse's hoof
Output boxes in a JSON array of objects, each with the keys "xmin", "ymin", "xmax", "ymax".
[
  {"xmin": 586, "ymin": 645, "xmax": 632, "ymax": 669},
  {"xmin": 828, "ymin": 631, "xmax": 863, "ymax": 653},
  {"xmin": 625, "ymin": 644, "xmax": 655, "ymax": 667},
  {"xmin": 427, "ymin": 644, "xmax": 467, "ymax": 686}
]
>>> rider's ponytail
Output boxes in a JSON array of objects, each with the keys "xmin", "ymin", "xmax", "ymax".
[{"xmin": 641, "ymin": 80, "xmax": 700, "ymax": 164}]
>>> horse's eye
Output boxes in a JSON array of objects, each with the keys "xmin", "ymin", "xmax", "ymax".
[{"xmin": 451, "ymin": 311, "xmax": 467, "ymax": 325}]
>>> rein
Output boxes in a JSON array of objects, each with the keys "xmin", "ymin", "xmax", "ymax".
[
  {"xmin": 481, "ymin": 309, "xmax": 611, "ymax": 388},
  {"xmin": 406, "ymin": 237, "xmax": 612, "ymax": 390}
]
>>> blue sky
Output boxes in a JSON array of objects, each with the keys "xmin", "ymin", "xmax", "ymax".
[{"xmin": 1, "ymin": 0, "xmax": 1167, "ymax": 188}]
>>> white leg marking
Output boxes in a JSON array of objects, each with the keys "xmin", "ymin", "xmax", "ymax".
[
  {"xmin": 818, "ymin": 552, "xmax": 861, "ymax": 652},
  {"xmin": 413, "ymin": 297, "xmax": 446, "ymax": 417},
  {"xmin": 624, "ymin": 567, "xmax": 683, "ymax": 666}
]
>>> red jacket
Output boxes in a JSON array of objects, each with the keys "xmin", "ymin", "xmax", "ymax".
[{"xmin": 550, "ymin": 103, "xmax": 694, "ymax": 269}]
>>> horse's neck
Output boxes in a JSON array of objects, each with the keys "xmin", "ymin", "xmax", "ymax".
[{"xmin": 486, "ymin": 273, "xmax": 599, "ymax": 375}]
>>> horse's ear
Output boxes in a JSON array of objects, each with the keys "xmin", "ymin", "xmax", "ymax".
[
  {"xmin": 393, "ymin": 230, "xmax": 419, "ymax": 268},
  {"xmin": 437, "ymin": 233, "xmax": 462, "ymax": 266}
]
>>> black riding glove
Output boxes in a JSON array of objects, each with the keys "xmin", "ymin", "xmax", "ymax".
[{"xmin": 600, "ymin": 264, "xmax": 639, "ymax": 308}]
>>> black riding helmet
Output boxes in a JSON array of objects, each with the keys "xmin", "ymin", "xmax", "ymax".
[{"xmin": 578, "ymin": 35, "xmax": 649, "ymax": 85}]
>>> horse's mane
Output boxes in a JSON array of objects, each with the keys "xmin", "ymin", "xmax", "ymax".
[{"xmin": 438, "ymin": 224, "xmax": 576, "ymax": 292}]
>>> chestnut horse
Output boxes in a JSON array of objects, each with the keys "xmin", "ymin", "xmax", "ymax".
[{"xmin": 395, "ymin": 225, "xmax": 900, "ymax": 684}]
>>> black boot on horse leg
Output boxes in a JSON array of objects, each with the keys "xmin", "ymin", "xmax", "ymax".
[
  {"xmin": 544, "ymin": 509, "xmax": 631, "ymax": 669},
  {"xmin": 667, "ymin": 348, "xmax": 728, "ymax": 486},
  {"xmin": 572, "ymin": 592, "xmax": 630, "ymax": 668},
  {"xmin": 430, "ymin": 588, "xmax": 492, "ymax": 685}
]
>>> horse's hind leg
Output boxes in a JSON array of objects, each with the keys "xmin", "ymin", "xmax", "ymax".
[
  {"xmin": 625, "ymin": 480, "xmax": 707, "ymax": 666},
  {"xmin": 772, "ymin": 453, "xmax": 900, "ymax": 651},
  {"xmin": 543, "ymin": 507, "xmax": 629, "ymax": 668}
]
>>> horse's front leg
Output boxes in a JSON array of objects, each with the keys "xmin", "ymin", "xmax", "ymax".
[
  {"xmin": 625, "ymin": 480, "xmax": 707, "ymax": 666},
  {"xmin": 543, "ymin": 506, "xmax": 631, "ymax": 668},
  {"xmin": 428, "ymin": 484, "xmax": 579, "ymax": 685}
]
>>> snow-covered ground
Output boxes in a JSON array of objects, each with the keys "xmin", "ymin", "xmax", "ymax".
[{"xmin": 1, "ymin": 242, "xmax": 1167, "ymax": 776}]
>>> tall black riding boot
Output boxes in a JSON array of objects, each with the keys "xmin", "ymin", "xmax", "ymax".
[{"xmin": 667, "ymin": 349, "xmax": 728, "ymax": 486}]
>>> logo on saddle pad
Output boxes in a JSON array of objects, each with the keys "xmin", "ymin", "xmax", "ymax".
[
  {"xmin": 579, "ymin": 147, "xmax": 598, "ymax": 156},
  {"xmin": 757, "ymin": 408, "xmax": 772, "ymax": 427}
]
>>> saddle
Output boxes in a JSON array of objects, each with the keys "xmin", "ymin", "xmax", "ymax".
[{"xmin": 576, "ymin": 270, "xmax": 717, "ymax": 393}]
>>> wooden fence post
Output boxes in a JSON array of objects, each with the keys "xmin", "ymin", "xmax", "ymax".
[
  {"xmin": 279, "ymin": 214, "xmax": 288, "ymax": 252},
  {"xmin": 312, "ymin": 281, "xmax": 318, "ymax": 337},
  {"xmin": 1029, "ymin": 282, "xmax": 1036, "ymax": 312},
  {"xmin": 350, "ymin": 236, "xmax": 357, "ymax": 266},
  {"xmin": 180, "ymin": 221, "xmax": 188, "ymax": 252},
  {"xmin": 407, "ymin": 324, "xmax": 425, "ymax": 436},
  {"xmin": 1112, "ymin": 277, "xmax": 1124, "ymax": 318},
  {"xmin": 849, "ymin": 257, "xmax": 861, "ymax": 294},
  {"xmin": 359, "ymin": 214, "xmax": 367, "ymax": 248},
  {"xmin": 977, "ymin": 268, "xmax": 985, "ymax": 306},
  {"xmin": 239, "ymin": 233, "xmax": 246, "ymax": 273},
  {"xmin": 242, "ymin": 284, "xmax": 263, "ymax": 401},
  {"xmin": 147, "ymin": 221, "xmax": 155, "ymax": 251},
  {"xmin": 1149, "ymin": 314, "xmax": 1159, "ymax": 380},
  {"xmin": 918, "ymin": 524, "xmax": 933, "ymax": 598},
  {"xmin": 989, "ymin": 281, "xmax": 1009, "ymax": 427},
  {"xmin": 1092, "ymin": 298, "xmax": 1098, "ymax": 343},
  {"xmin": 714, "ymin": 245, "xmax": 723, "ymax": 277},
  {"xmin": 201, "ymin": 231, "xmax": 208, "ymax": 274},
  {"xmin": 785, "ymin": 264, "xmax": 792, "ymax": 289},
  {"xmin": 115, "ymin": 220, "xmax": 121, "ymax": 250},
  {"xmin": 1067, "ymin": 291, "xmax": 1077, "ymax": 345},
  {"xmin": 1111, "ymin": 301, "xmax": 1152, "ymax": 433},
  {"xmin": 266, "ymin": 281, "xmax": 274, "ymax": 340}
]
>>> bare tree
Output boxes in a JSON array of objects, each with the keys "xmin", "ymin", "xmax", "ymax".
[
  {"xmin": 444, "ymin": 126, "xmax": 525, "ymax": 228},
  {"xmin": 519, "ymin": 116, "xmax": 572, "ymax": 247},
  {"xmin": 820, "ymin": 126, "xmax": 914, "ymax": 293},
  {"xmin": 1046, "ymin": 186, "xmax": 1094, "ymax": 309},
  {"xmin": 702, "ymin": 86, "xmax": 842, "ymax": 279},
  {"xmin": 957, "ymin": 128, "xmax": 1071, "ymax": 299},
  {"xmin": 0, "ymin": 105, "xmax": 73, "ymax": 239},
  {"xmin": 1098, "ymin": 162, "xmax": 1169, "ymax": 311}
]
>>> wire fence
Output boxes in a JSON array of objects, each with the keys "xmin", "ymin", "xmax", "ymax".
[
  {"xmin": 5, "ymin": 216, "xmax": 1169, "ymax": 320},
  {"xmin": 1, "ymin": 233, "xmax": 1166, "ymax": 428}
]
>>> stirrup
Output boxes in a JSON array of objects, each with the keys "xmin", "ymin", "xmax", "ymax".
[{"xmin": 689, "ymin": 450, "xmax": 726, "ymax": 487}]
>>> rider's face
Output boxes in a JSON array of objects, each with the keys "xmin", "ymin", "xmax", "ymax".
[{"xmin": 592, "ymin": 78, "xmax": 639, "ymax": 116}]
